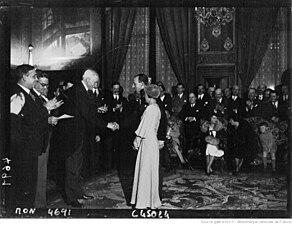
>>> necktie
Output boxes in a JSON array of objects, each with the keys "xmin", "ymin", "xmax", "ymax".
[
  {"xmin": 29, "ymin": 91, "xmax": 36, "ymax": 101},
  {"xmin": 95, "ymin": 88, "xmax": 99, "ymax": 96},
  {"xmin": 87, "ymin": 90, "xmax": 94, "ymax": 100}
]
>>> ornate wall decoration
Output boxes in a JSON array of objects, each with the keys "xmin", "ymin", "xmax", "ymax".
[
  {"xmin": 200, "ymin": 38, "xmax": 209, "ymax": 52},
  {"xmin": 197, "ymin": 53, "xmax": 235, "ymax": 65},
  {"xmin": 224, "ymin": 37, "xmax": 233, "ymax": 51},
  {"xmin": 195, "ymin": 7, "xmax": 235, "ymax": 29},
  {"xmin": 197, "ymin": 15, "xmax": 235, "ymax": 53},
  {"xmin": 211, "ymin": 26, "xmax": 221, "ymax": 38}
]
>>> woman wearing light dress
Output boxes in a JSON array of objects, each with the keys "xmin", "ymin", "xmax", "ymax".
[
  {"xmin": 201, "ymin": 114, "xmax": 227, "ymax": 175},
  {"xmin": 131, "ymin": 84, "xmax": 161, "ymax": 209}
]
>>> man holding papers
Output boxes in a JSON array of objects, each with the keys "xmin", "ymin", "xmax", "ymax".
[
  {"xmin": 32, "ymin": 70, "xmax": 63, "ymax": 208},
  {"xmin": 55, "ymin": 69, "xmax": 119, "ymax": 208}
]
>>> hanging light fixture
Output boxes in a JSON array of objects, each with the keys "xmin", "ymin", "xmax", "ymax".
[
  {"xmin": 28, "ymin": 44, "xmax": 34, "ymax": 66},
  {"xmin": 195, "ymin": 7, "xmax": 235, "ymax": 28}
]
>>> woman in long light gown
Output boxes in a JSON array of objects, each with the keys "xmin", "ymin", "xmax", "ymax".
[{"xmin": 130, "ymin": 84, "xmax": 161, "ymax": 209}]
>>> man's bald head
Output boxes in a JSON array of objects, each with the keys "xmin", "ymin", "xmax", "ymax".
[{"xmin": 82, "ymin": 69, "xmax": 99, "ymax": 90}]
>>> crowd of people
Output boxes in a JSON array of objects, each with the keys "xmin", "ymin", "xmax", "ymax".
[{"xmin": 9, "ymin": 64, "xmax": 290, "ymax": 210}]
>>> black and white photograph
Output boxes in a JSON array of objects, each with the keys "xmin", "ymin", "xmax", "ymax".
[{"xmin": 0, "ymin": 0, "xmax": 291, "ymax": 220}]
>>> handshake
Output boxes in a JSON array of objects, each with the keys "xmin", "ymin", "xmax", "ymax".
[{"xmin": 107, "ymin": 122, "xmax": 120, "ymax": 131}]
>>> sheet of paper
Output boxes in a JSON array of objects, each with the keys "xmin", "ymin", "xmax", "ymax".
[{"xmin": 57, "ymin": 114, "xmax": 74, "ymax": 120}]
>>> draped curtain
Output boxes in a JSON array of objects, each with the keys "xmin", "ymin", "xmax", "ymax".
[
  {"xmin": 102, "ymin": 7, "xmax": 136, "ymax": 90},
  {"xmin": 236, "ymin": 7, "xmax": 279, "ymax": 92},
  {"xmin": 251, "ymin": 8, "xmax": 288, "ymax": 89},
  {"xmin": 156, "ymin": 21, "xmax": 178, "ymax": 95},
  {"xmin": 156, "ymin": 7, "xmax": 196, "ymax": 92}
]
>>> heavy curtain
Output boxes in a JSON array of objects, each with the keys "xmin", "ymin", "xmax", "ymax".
[
  {"xmin": 156, "ymin": 7, "xmax": 196, "ymax": 92},
  {"xmin": 156, "ymin": 21, "xmax": 178, "ymax": 95},
  {"xmin": 236, "ymin": 7, "xmax": 279, "ymax": 92},
  {"xmin": 251, "ymin": 8, "xmax": 288, "ymax": 89},
  {"xmin": 102, "ymin": 7, "xmax": 136, "ymax": 90}
]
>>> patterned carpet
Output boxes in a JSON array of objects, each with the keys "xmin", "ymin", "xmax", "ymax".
[{"xmin": 48, "ymin": 168, "xmax": 287, "ymax": 211}]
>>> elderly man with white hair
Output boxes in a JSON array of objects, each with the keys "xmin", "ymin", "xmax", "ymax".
[{"xmin": 55, "ymin": 69, "xmax": 118, "ymax": 208}]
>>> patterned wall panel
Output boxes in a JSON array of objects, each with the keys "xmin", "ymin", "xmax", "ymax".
[{"xmin": 197, "ymin": 53, "xmax": 235, "ymax": 65}]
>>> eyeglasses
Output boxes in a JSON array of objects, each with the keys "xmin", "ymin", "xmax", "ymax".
[{"xmin": 39, "ymin": 82, "xmax": 49, "ymax": 88}]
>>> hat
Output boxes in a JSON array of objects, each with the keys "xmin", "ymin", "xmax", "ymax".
[{"xmin": 144, "ymin": 84, "xmax": 160, "ymax": 99}]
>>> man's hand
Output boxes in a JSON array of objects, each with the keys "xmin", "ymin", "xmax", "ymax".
[
  {"xmin": 107, "ymin": 122, "xmax": 119, "ymax": 131},
  {"xmin": 98, "ymin": 104, "xmax": 108, "ymax": 113},
  {"xmin": 45, "ymin": 97, "xmax": 64, "ymax": 111},
  {"xmin": 113, "ymin": 103, "xmax": 123, "ymax": 112},
  {"xmin": 10, "ymin": 93, "xmax": 25, "ymax": 115},
  {"xmin": 187, "ymin": 117, "xmax": 196, "ymax": 122},
  {"xmin": 158, "ymin": 140, "xmax": 165, "ymax": 150},
  {"xmin": 95, "ymin": 135, "xmax": 101, "ymax": 142},
  {"xmin": 48, "ymin": 116, "xmax": 58, "ymax": 126}
]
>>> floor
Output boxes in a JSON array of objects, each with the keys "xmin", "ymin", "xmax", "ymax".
[{"xmin": 47, "ymin": 162, "xmax": 288, "ymax": 212}]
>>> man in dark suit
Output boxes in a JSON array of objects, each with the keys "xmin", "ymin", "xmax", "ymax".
[
  {"xmin": 279, "ymin": 84, "xmax": 290, "ymax": 122},
  {"xmin": 229, "ymin": 85, "xmax": 245, "ymax": 118},
  {"xmin": 10, "ymin": 64, "xmax": 49, "ymax": 208},
  {"xmin": 260, "ymin": 90, "xmax": 284, "ymax": 122},
  {"xmin": 178, "ymin": 93, "xmax": 202, "ymax": 157},
  {"xmin": 256, "ymin": 84, "xmax": 267, "ymax": 104},
  {"xmin": 172, "ymin": 83, "xmax": 187, "ymax": 116},
  {"xmin": 196, "ymin": 84, "xmax": 211, "ymax": 120},
  {"xmin": 32, "ymin": 70, "xmax": 62, "ymax": 208},
  {"xmin": 209, "ymin": 88, "xmax": 230, "ymax": 120},
  {"xmin": 102, "ymin": 82, "xmax": 128, "ymax": 171},
  {"xmin": 157, "ymin": 81, "xmax": 172, "ymax": 114},
  {"xmin": 56, "ymin": 69, "xmax": 118, "ymax": 207},
  {"xmin": 82, "ymin": 84, "xmax": 107, "ymax": 176},
  {"xmin": 243, "ymin": 88, "xmax": 261, "ymax": 118}
]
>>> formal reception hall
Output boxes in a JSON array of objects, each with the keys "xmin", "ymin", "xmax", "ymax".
[{"xmin": 0, "ymin": 0, "xmax": 291, "ymax": 219}]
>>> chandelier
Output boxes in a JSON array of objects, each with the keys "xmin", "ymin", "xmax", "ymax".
[{"xmin": 195, "ymin": 7, "xmax": 235, "ymax": 28}]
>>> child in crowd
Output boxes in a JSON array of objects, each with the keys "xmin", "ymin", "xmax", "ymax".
[{"xmin": 258, "ymin": 122, "xmax": 277, "ymax": 174}]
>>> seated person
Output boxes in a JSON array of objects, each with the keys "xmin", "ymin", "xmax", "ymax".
[
  {"xmin": 201, "ymin": 114, "xmax": 227, "ymax": 175},
  {"xmin": 166, "ymin": 114, "xmax": 185, "ymax": 164}
]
